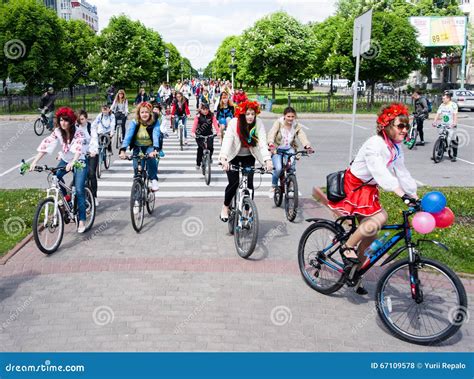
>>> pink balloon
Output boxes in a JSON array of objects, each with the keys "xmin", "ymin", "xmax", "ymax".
[
  {"xmin": 432, "ymin": 207, "xmax": 455, "ymax": 228},
  {"xmin": 412, "ymin": 212, "xmax": 436, "ymax": 234}
]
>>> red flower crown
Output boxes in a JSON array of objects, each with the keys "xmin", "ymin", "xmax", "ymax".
[
  {"xmin": 376, "ymin": 103, "xmax": 409, "ymax": 127},
  {"xmin": 55, "ymin": 107, "xmax": 77, "ymax": 125},
  {"xmin": 234, "ymin": 100, "xmax": 261, "ymax": 118}
]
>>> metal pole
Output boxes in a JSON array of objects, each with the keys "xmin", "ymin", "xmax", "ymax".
[
  {"xmin": 166, "ymin": 58, "xmax": 169, "ymax": 83},
  {"xmin": 460, "ymin": 16, "xmax": 468, "ymax": 89},
  {"xmin": 231, "ymin": 56, "xmax": 235, "ymax": 90},
  {"xmin": 349, "ymin": 25, "xmax": 362, "ymax": 163}
]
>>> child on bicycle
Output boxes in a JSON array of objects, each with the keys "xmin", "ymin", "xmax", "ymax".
[
  {"xmin": 267, "ymin": 106, "xmax": 314, "ymax": 195},
  {"xmin": 327, "ymin": 103, "xmax": 419, "ymax": 295},
  {"xmin": 92, "ymin": 104, "xmax": 115, "ymax": 154},
  {"xmin": 30, "ymin": 107, "xmax": 89, "ymax": 233},
  {"xmin": 215, "ymin": 91, "xmax": 234, "ymax": 134},
  {"xmin": 119, "ymin": 102, "xmax": 161, "ymax": 192},
  {"xmin": 191, "ymin": 103, "xmax": 220, "ymax": 170},
  {"xmin": 432, "ymin": 91, "xmax": 458, "ymax": 162}
]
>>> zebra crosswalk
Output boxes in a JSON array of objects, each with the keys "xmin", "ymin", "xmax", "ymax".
[{"xmin": 97, "ymin": 126, "xmax": 274, "ymax": 198}]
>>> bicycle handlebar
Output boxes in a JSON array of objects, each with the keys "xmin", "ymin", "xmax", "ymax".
[
  {"xmin": 124, "ymin": 153, "xmax": 156, "ymax": 161},
  {"xmin": 195, "ymin": 134, "xmax": 218, "ymax": 139}
]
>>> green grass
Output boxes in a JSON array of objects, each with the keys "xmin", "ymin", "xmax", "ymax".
[
  {"xmin": 379, "ymin": 187, "xmax": 473, "ymax": 274},
  {"xmin": 0, "ymin": 189, "xmax": 44, "ymax": 256}
]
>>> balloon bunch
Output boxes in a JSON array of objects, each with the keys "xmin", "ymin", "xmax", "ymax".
[{"xmin": 412, "ymin": 191, "xmax": 455, "ymax": 234}]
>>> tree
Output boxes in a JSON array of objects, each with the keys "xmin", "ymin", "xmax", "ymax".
[
  {"xmin": 0, "ymin": 0, "xmax": 65, "ymax": 96},
  {"xmin": 211, "ymin": 35, "xmax": 241, "ymax": 81},
  {"xmin": 239, "ymin": 12, "xmax": 313, "ymax": 99}
]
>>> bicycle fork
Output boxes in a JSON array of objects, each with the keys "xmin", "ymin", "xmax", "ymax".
[
  {"xmin": 46, "ymin": 187, "xmax": 60, "ymax": 227},
  {"xmin": 407, "ymin": 244, "xmax": 423, "ymax": 303}
]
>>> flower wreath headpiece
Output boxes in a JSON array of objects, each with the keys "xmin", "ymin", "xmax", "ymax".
[
  {"xmin": 376, "ymin": 103, "xmax": 409, "ymax": 127},
  {"xmin": 234, "ymin": 100, "xmax": 261, "ymax": 118}
]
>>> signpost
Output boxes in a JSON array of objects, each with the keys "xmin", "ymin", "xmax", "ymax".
[{"xmin": 349, "ymin": 9, "xmax": 372, "ymax": 163}]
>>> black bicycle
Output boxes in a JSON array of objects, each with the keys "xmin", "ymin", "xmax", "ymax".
[
  {"xmin": 273, "ymin": 150, "xmax": 310, "ymax": 222},
  {"xmin": 432, "ymin": 123, "xmax": 458, "ymax": 163},
  {"xmin": 114, "ymin": 112, "xmax": 127, "ymax": 149},
  {"xmin": 297, "ymin": 203, "xmax": 467, "ymax": 345},
  {"xmin": 126, "ymin": 152, "xmax": 158, "ymax": 233},
  {"xmin": 226, "ymin": 164, "xmax": 267, "ymax": 259},
  {"xmin": 20, "ymin": 160, "xmax": 96, "ymax": 254},
  {"xmin": 97, "ymin": 133, "xmax": 112, "ymax": 179},
  {"xmin": 34, "ymin": 109, "xmax": 52, "ymax": 136},
  {"xmin": 404, "ymin": 114, "xmax": 419, "ymax": 150},
  {"xmin": 196, "ymin": 134, "xmax": 217, "ymax": 186}
]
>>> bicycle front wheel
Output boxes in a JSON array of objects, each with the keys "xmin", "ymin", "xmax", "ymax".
[
  {"xmin": 130, "ymin": 180, "xmax": 145, "ymax": 232},
  {"xmin": 204, "ymin": 154, "xmax": 211, "ymax": 185},
  {"xmin": 234, "ymin": 197, "xmax": 259, "ymax": 259},
  {"xmin": 407, "ymin": 126, "xmax": 417, "ymax": 150},
  {"xmin": 376, "ymin": 257, "xmax": 468, "ymax": 345},
  {"xmin": 432, "ymin": 138, "xmax": 444, "ymax": 163},
  {"xmin": 96, "ymin": 152, "xmax": 102, "ymax": 179},
  {"xmin": 298, "ymin": 222, "xmax": 345, "ymax": 294},
  {"xmin": 179, "ymin": 127, "xmax": 184, "ymax": 151},
  {"xmin": 145, "ymin": 180, "xmax": 155, "ymax": 215},
  {"xmin": 104, "ymin": 149, "xmax": 111, "ymax": 169},
  {"xmin": 34, "ymin": 118, "xmax": 45, "ymax": 136},
  {"xmin": 83, "ymin": 187, "xmax": 96, "ymax": 232},
  {"xmin": 228, "ymin": 199, "xmax": 235, "ymax": 235},
  {"xmin": 33, "ymin": 198, "xmax": 64, "ymax": 255},
  {"xmin": 285, "ymin": 175, "xmax": 298, "ymax": 222}
]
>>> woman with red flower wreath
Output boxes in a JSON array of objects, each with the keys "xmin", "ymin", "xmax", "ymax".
[
  {"xmin": 327, "ymin": 103, "xmax": 419, "ymax": 295},
  {"xmin": 218, "ymin": 100, "xmax": 273, "ymax": 221},
  {"xmin": 30, "ymin": 107, "xmax": 89, "ymax": 233}
]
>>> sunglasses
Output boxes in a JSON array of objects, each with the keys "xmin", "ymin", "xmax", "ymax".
[{"xmin": 394, "ymin": 123, "xmax": 409, "ymax": 131}]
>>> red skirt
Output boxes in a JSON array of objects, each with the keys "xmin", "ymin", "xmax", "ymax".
[{"xmin": 327, "ymin": 169, "xmax": 381, "ymax": 217}]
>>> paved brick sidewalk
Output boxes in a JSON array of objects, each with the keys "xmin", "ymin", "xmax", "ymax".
[{"xmin": 0, "ymin": 197, "xmax": 472, "ymax": 352}]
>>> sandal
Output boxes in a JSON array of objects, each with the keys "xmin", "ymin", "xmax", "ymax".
[{"xmin": 340, "ymin": 245, "xmax": 360, "ymax": 265}]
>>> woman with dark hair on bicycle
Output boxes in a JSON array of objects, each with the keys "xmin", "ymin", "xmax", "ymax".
[
  {"xmin": 191, "ymin": 102, "xmax": 220, "ymax": 170},
  {"xmin": 119, "ymin": 102, "xmax": 161, "ymax": 192},
  {"xmin": 215, "ymin": 91, "xmax": 235, "ymax": 133},
  {"xmin": 30, "ymin": 107, "xmax": 88, "ymax": 233},
  {"xmin": 327, "ymin": 103, "xmax": 418, "ymax": 294},
  {"xmin": 77, "ymin": 110, "xmax": 99, "ymax": 207},
  {"xmin": 218, "ymin": 100, "xmax": 273, "ymax": 222},
  {"xmin": 111, "ymin": 89, "xmax": 129, "ymax": 139},
  {"xmin": 267, "ymin": 106, "xmax": 314, "ymax": 196},
  {"xmin": 170, "ymin": 92, "xmax": 191, "ymax": 144}
]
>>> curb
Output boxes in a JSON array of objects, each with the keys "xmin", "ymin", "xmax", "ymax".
[{"xmin": 0, "ymin": 231, "xmax": 34, "ymax": 265}]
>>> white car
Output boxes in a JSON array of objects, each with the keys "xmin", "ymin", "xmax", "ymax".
[{"xmin": 449, "ymin": 90, "xmax": 474, "ymax": 111}]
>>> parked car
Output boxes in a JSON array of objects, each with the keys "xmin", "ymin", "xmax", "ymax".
[
  {"xmin": 376, "ymin": 83, "xmax": 395, "ymax": 94},
  {"xmin": 448, "ymin": 90, "xmax": 474, "ymax": 111}
]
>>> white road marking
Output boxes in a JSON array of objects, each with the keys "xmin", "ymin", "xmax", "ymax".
[
  {"xmin": 341, "ymin": 120, "xmax": 369, "ymax": 130},
  {"xmin": 0, "ymin": 156, "xmax": 35, "ymax": 177}
]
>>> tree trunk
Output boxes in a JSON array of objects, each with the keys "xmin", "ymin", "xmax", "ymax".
[
  {"xmin": 69, "ymin": 85, "xmax": 74, "ymax": 101},
  {"xmin": 370, "ymin": 82, "xmax": 375, "ymax": 109},
  {"xmin": 271, "ymin": 83, "xmax": 276, "ymax": 100},
  {"xmin": 330, "ymin": 75, "xmax": 334, "ymax": 95}
]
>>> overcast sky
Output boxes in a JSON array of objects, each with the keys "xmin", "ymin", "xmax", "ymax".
[{"xmin": 96, "ymin": 0, "xmax": 337, "ymax": 69}]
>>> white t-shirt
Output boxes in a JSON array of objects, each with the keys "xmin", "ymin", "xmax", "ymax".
[{"xmin": 437, "ymin": 101, "xmax": 458, "ymax": 127}]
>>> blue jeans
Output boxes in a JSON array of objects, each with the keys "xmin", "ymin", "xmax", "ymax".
[
  {"xmin": 218, "ymin": 116, "xmax": 232, "ymax": 129},
  {"xmin": 271, "ymin": 147, "xmax": 296, "ymax": 186},
  {"xmin": 56, "ymin": 159, "xmax": 88, "ymax": 222},
  {"xmin": 133, "ymin": 146, "xmax": 158, "ymax": 181},
  {"xmin": 174, "ymin": 116, "xmax": 187, "ymax": 139}
]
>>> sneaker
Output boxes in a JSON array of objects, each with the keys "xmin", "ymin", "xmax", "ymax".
[
  {"xmin": 133, "ymin": 200, "xmax": 140, "ymax": 215},
  {"xmin": 195, "ymin": 165, "xmax": 201, "ymax": 170},
  {"xmin": 94, "ymin": 198, "xmax": 99, "ymax": 207},
  {"xmin": 77, "ymin": 223, "xmax": 86, "ymax": 234},
  {"xmin": 451, "ymin": 157, "xmax": 457, "ymax": 162},
  {"xmin": 151, "ymin": 179, "xmax": 159, "ymax": 192},
  {"xmin": 159, "ymin": 150, "xmax": 165, "ymax": 158},
  {"xmin": 184, "ymin": 139, "xmax": 188, "ymax": 145},
  {"xmin": 416, "ymin": 141, "xmax": 425, "ymax": 146}
]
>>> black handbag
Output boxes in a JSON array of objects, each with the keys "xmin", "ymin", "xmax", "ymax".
[{"xmin": 326, "ymin": 169, "xmax": 372, "ymax": 203}]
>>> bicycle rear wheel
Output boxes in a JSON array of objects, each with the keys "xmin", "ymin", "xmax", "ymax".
[
  {"xmin": 298, "ymin": 222, "xmax": 345, "ymax": 294},
  {"xmin": 234, "ymin": 197, "xmax": 259, "ymax": 259},
  {"xmin": 376, "ymin": 257, "xmax": 468, "ymax": 345},
  {"xmin": 145, "ymin": 179, "xmax": 155, "ymax": 215},
  {"xmin": 33, "ymin": 198, "xmax": 64, "ymax": 255},
  {"xmin": 34, "ymin": 118, "xmax": 45, "ymax": 136},
  {"xmin": 285, "ymin": 174, "xmax": 298, "ymax": 222},
  {"xmin": 130, "ymin": 180, "xmax": 145, "ymax": 232},
  {"xmin": 432, "ymin": 138, "xmax": 445, "ymax": 163}
]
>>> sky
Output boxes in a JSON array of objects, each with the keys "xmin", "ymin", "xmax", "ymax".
[{"xmin": 96, "ymin": 0, "xmax": 337, "ymax": 70}]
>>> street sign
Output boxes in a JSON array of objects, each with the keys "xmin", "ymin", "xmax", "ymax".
[
  {"xmin": 352, "ymin": 9, "xmax": 373, "ymax": 57},
  {"xmin": 228, "ymin": 64, "xmax": 238, "ymax": 69}
]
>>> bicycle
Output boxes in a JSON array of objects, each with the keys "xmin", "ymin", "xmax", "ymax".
[
  {"xmin": 126, "ymin": 152, "xmax": 158, "ymax": 233},
  {"xmin": 114, "ymin": 112, "xmax": 126, "ymax": 149},
  {"xmin": 34, "ymin": 109, "xmax": 52, "ymax": 136},
  {"xmin": 273, "ymin": 150, "xmax": 310, "ymax": 222},
  {"xmin": 173, "ymin": 116, "xmax": 186, "ymax": 151},
  {"xmin": 96, "ymin": 133, "xmax": 112, "ymax": 179},
  {"xmin": 20, "ymin": 160, "xmax": 96, "ymax": 254},
  {"xmin": 297, "ymin": 203, "xmax": 467, "ymax": 345},
  {"xmin": 196, "ymin": 134, "xmax": 217, "ymax": 186},
  {"xmin": 226, "ymin": 164, "xmax": 267, "ymax": 259},
  {"xmin": 404, "ymin": 114, "xmax": 419, "ymax": 150},
  {"xmin": 432, "ymin": 123, "xmax": 458, "ymax": 163}
]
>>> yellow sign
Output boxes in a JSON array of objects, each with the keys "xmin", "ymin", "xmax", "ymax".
[{"xmin": 409, "ymin": 17, "xmax": 466, "ymax": 47}]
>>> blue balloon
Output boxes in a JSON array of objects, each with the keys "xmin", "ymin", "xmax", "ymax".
[{"xmin": 421, "ymin": 191, "xmax": 447, "ymax": 213}]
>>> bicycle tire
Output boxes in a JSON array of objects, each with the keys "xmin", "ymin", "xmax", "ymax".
[
  {"xmin": 34, "ymin": 118, "xmax": 45, "ymax": 136},
  {"xmin": 179, "ymin": 126, "xmax": 184, "ymax": 151},
  {"xmin": 96, "ymin": 150, "xmax": 102, "ymax": 179},
  {"xmin": 145, "ymin": 179, "xmax": 155, "ymax": 215},
  {"xmin": 33, "ymin": 198, "xmax": 64, "ymax": 255},
  {"xmin": 274, "ymin": 186, "xmax": 283, "ymax": 207},
  {"xmin": 83, "ymin": 187, "xmax": 96, "ymax": 232},
  {"xmin": 228, "ymin": 199, "xmax": 235, "ymax": 235},
  {"xmin": 285, "ymin": 174, "xmax": 298, "ymax": 222},
  {"xmin": 376, "ymin": 257, "xmax": 468, "ymax": 345},
  {"xmin": 448, "ymin": 136, "xmax": 458, "ymax": 159},
  {"xmin": 297, "ymin": 222, "xmax": 345, "ymax": 294},
  {"xmin": 234, "ymin": 197, "xmax": 259, "ymax": 259},
  {"xmin": 130, "ymin": 180, "xmax": 144, "ymax": 232},
  {"xmin": 104, "ymin": 149, "xmax": 111, "ymax": 170},
  {"xmin": 204, "ymin": 154, "xmax": 211, "ymax": 186},
  {"xmin": 407, "ymin": 125, "xmax": 417, "ymax": 150},
  {"xmin": 115, "ymin": 127, "xmax": 121, "ymax": 150},
  {"xmin": 432, "ymin": 138, "xmax": 444, "ymax": 163}
]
